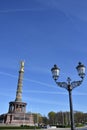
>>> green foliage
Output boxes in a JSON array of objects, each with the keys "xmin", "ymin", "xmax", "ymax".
[
  {"xmin": 75, "ymin": 123, "xmax": 84, "ymax": 127},
  {"xmin": 48, "ymin": 111, "xmax": 56, "ymax": 125},
  {"xmin": 0, "ymin": 125, "xmax": 41, "ymax": 129},
  {"xmin": 48, "ymin": 111, "xmax": 87, "ymax": 127}
]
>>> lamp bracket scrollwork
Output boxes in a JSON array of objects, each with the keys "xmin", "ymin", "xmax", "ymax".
[{"xmin": 56, "ymin": 79, "xmax": 83, "ymax": 91}]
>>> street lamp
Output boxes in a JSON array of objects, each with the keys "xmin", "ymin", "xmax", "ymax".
[{"xmin": 51, "ymin": 62, "xmax": 86, "ymax": 130}]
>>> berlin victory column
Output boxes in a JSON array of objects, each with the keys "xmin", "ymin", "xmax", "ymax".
[{"xmin": 0, "ymin": 61, "xmax": 34, "ymax": 126}]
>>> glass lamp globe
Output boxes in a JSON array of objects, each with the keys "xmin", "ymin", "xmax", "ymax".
[
  {"xmin": 76, "ymin": 62, "xmax": 86, "ymax": 79},
  {"xmin": 51, "ymin": 64, "xmax": 60, "ymax": 81}
]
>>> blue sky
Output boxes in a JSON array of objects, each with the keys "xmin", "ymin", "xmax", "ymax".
[{"xmin": 0, "ymin": 0, "xmax": 87, "ymax": 116}]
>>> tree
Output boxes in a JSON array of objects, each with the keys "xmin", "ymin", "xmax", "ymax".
[
  {"xmin": 32, "ymin": 113, "xmax": 43, "ymax": 125},
  {"xmin": 42, "ymin": 116, "xmax": 48, "ymax": 125},
  {"xmin": 74, "ymin": 111, "xmax": 84, "ymax": 124},
  {"xmin": 48, "ymin": 111, "xmax": 56, "ymax": 125}
]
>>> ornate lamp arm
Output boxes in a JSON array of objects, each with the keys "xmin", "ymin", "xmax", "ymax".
[
  {"xmin": 56, "ymin": 79, "xmax": 83, "ymax": 91},
  {"xmin": 56, "ymin": 81, "xmax": 68, "ymax": 90},
  {"xmin": 71, "ymin": 80, "xmax": 83, "ymax": 90}
]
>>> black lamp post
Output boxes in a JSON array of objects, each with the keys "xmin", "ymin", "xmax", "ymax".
[{"xmin": 51, "ymin": 62, "xmax": 86, "ymax": 130}]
